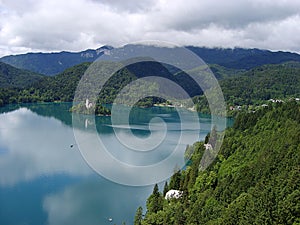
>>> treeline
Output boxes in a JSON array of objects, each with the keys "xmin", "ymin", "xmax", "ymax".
[
  {"xmin": 193, "ymin": 62, "xmax": 300, "ymax": 115},
  {"xmin": 135, "ymin": 101, "xmax": 300, "ymax": 225},
  {"xmin": 0, "ymin": 61, "xmax": 200, "ymax": 108},
  {"xmin": 1, "ymin": 61, "xmax": 300, "ymax": 116},
  {"xmin": 0, "ymin": 62, "xmax": 90, "ymax": 106},
  {"xmin": 0, "ymin": 61, "xmax": 43, "ymax": 88},
  {"xmin": 221, "ymin": 62, "xmax": 300, "ymax": 106}
]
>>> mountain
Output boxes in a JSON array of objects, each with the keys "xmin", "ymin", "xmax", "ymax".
[
  {"xmin": 1, "ymin": 44, "xmax": 299, "ymax": 110},
  {"xmin": 1, "ymin": 45, "xmax": 300, "ymax": 76},
  {"xmin": 187, "ymin": 46, "xmax": 300, "ymax": 70},
  {"xmin": 0, "ymin": 46, "xmax": 111, "ymax": 76},
  {"xmin": 0, "ymin": 61, "xmax": 43, "ymax": 88},
  {"xmin": 137, "ymin": 101, "xmax": 300, "ymax": 225},
  {"xmin": 207, "ymin": 64, "xmax": 245, "ymax": 80}
]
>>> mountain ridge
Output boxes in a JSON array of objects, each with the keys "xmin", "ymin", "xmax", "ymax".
[
  {"xmin": 1, "ymin": 45, "xmax": 300, "ymax": 76},
  {"xmin": 0, "ymin": 46, "xmax": 112, "ymax": 76}
]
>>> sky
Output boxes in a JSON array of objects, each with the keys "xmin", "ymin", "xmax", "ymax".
[{"xmin": 0, "ymin": 0, "xmax": 300, "ymax": 57}]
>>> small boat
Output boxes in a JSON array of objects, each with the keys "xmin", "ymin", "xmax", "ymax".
[{"xmin": 108, "ymin": 218, "xmax": 113, "ymax": 222}]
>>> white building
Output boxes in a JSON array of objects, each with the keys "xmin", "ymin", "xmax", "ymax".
[
  {"xmin": 85, "ymin": 99, "xmax": 93, "ymax": 109},
  {"xmin": 204, "ymin": 143, "xmax": 213, "ymax": 150},
  {"xmin": 165, "ymin": 190, "xmax": 183, "ymax": 200}
]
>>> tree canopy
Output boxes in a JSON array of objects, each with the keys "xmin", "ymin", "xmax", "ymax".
[{"xmin": 137, "ymin": 101, "xmax": 300, "ymax": 224}]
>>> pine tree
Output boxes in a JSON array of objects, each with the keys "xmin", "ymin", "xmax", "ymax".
[
  {"xmin": 146, "ymin": 184, "xmax": 163, "ymax": 213},
  {"xmin": 134, "ymin": 206, "xmax": 143, "ymax": 225},
  {"xmin": 163, "ymin": 181, "xmax": 169, "ymax": 197},
  {"xmin": 169, "ymin": 170, "xmax": 182, "ymax": 190}
]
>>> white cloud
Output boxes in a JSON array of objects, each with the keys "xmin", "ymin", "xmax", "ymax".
[{"xmin": 0, "ymin": 0, "xmax": 299, "ymax": 57}]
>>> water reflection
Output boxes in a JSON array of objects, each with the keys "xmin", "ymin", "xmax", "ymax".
[
  {"xmin": 0, "ymin": 103, "xmax": 232, "ymax": 225},
  {"xmin": 0, "ymin": 107, "xmax": 91, "ymax": 186},
  {"xmin": 0, "ymin": 104, "xmax": 226, "ymax": 187},
  {"xmin": 43, "ymin": 178, "xmax": 152, "ymax": 225}
]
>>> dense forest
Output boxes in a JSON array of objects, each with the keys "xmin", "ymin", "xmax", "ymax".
[
  {"xmin": 0, "ymin": 62, "xmax": 43, "ymax": 88},
  {"xmin": 135, "ymin": 101, "xmax": 300, "ymax": 225},
  {"xmin": 193, "ymin": 62, "xmax": 300, "ymax": 115},
  {"xmin": 0, "ymin": 60, "xmax": 201, "ymax": 108},
  {"xmin": 221, "ymin": 62, "xmax": 300, "ymax": 106},
  {"xmin": 1, "ymin": 60, "xmax": 299, "ymax": 114},
  {"xmin": 0, "ymin": 62, "xmax": 90, "ymax": 106}
]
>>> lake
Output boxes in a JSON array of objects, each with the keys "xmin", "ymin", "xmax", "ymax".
[{"xmin": 0, "ymin": 103, "xmax": 232, "ymax": 225}]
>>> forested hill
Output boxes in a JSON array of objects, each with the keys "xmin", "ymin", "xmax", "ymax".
[
  {"xmin": 1, "ymin": 60, "xmax": 300, "ymax": 109},
  {"xmin": 192, "ymin": 62, "xmax": 300, "ymax": 114},
  {"xmin": 0, "ymin": 62, "xmax": 43, "ymax": 88},
  {"xmin": 0, "ymin": 60, "xmax": 203, "ymax": 106},
  {"xmin": 136, "ymin": 101, "xmax": 300, "ymax": 225},
  {"xmin": 220, "ymin": 62, "xmax": 300, "ymax": 105},
  {"xmin": 0, "ymin": 62, "xmax": 90, "ymax": 106},
  {"xmin": 24, "ymin": 62, "xmax": 91, "ymax": 102}
]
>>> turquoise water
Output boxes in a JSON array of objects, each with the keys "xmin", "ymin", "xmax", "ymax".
[{"xmin": 0, "ymin": 103, "xmax": 232, "ymax": 225}]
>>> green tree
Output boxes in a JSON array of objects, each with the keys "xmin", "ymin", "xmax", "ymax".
[
  {"xmin": 138, "ymin": 102, "xmax": 300, "ymax": 225},
  {"xmin": 163, "ymin": 181, "xmax": 169, "ymax": 197},
  {"xmin": 169, "ymin": 171, "xmax": 182, "ymax": 190},
  {"xmin": 134, "ymin": 206, "xmax": 143, "ymax": 225},
  {"xmin": 173, "ymin": 203, "xmax": 186, "ymax": 225},
  {"xmin": 146, "ymin": 184, "xmax": 163, "ymax": 214}
]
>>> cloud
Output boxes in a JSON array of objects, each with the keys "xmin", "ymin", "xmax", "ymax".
[
  {"xmin": 0, "ymin": 0, "xmax": 299, "ymax": 57},
  {"xmin": 154, "ymin": 0, "xmax": 300, "ymax": 30}
]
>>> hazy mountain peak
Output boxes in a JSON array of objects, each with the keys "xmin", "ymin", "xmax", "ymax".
[{"xmin": 1, "ymin": 45, "xmax": 300, "ymax": 76}]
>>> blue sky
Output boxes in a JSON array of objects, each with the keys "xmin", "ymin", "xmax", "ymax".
[{"xmin": 0, "ymin": 0, "xmax": 299, "ymax": 57}]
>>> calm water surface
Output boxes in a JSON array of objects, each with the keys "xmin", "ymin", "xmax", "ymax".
[{"xmin": 0, "ymin": 103, "xmax": 232, "ymax": 225}]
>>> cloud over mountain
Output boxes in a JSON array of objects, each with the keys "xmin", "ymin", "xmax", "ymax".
[{"xmin": 0, "ymin": 0, "xmax": 299, "ymax": 57}]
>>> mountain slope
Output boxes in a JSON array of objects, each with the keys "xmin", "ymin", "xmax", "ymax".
[
  {"xmin": 2, "ymin": 60, "xmax": 299, "ymax": 110},
  {"xmin": 27, "ymin": 62, "xmax": 91, "ymax": 102},
  {"xmin": 193, "ymin": 61, "xmax": 300, "ymax": 114},
  {"xmin": 2, "ymin": 45, "xmax": 300, "ymax": 76},
  {"xmin": 138, "ymin": 101, "xmax": 300, "ymax": 225},
  {"xmin": 187, "ymin": 46, "xmax": 300, "ymax": 70},
  {"xmin": 0, "ymin": 62, "xmax": 43, "ymax": 88},
  {"xmin": 0, "ymin": 46, "xmax": 111, "ymax": 76},
  {"xmin": 220, "ymin": 61, "xmax": 300, "ymax": 105},
  {"xmin": 17, "ymin": 60, "xmax": 202, "ymax": 105}
]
